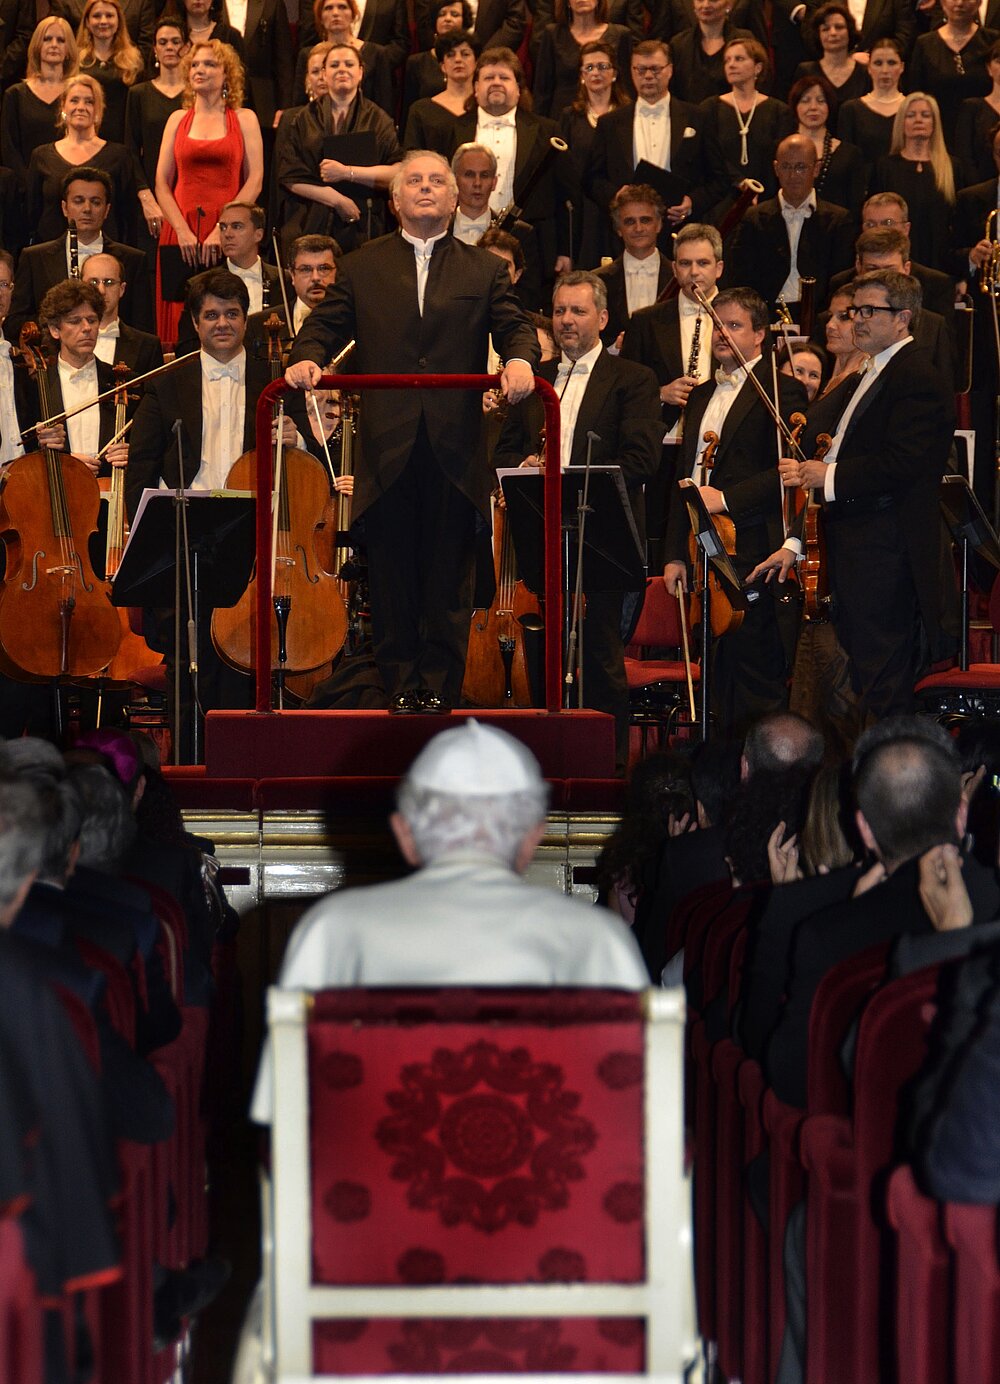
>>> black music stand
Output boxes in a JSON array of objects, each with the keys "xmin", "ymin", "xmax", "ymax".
[
  {"xmin": 499, "ymin": 466, "xmax": 644, "ymax": 708},
  {"xmin": 939, "ymin": 473, "xmax": 1000, "ymax": 670},
  {"xmin": 679, "ymin": 477, "xmax": 757, "ymax": 742},
  {"xmin": 112, "ymin": 489, "xmax": 255, "ymax": 762}
]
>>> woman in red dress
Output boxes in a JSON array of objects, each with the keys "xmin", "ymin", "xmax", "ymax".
[{"xmin": 154, "ymin": 38, "xmax": 263, "ymax": 343}]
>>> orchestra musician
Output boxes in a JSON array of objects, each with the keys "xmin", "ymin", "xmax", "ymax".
[
  {"xmin": 284, "ymin": 149, "xmax": 539, "ymax": 715},
  {"xmin": 750, "ymin": 269, "xmax": 956, "ymax": 722},
  {"xmin": 662, "ymin": 285, "xmax": 808, "ymax": 729},
  {"xmin": 595, "ymin": 184, "xmax": 673, "ymax": 348},
  {"xmin": 450, "ymin": 141, "xmax": 542, "ymax": 309},
  {"xmin": 81, "ymin": 252, "xmax": 163, "ymax": 377},
  {"xmin": 621, "ymin": 220, "xmax": 724, "ymax": 571},
  {"xmin": 244, "ymin": 233, "xmax": 341, "ymax": 357}
]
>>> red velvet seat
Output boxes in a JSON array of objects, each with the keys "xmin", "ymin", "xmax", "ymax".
[
  {"xmin": 624, "ymin": 578, "xmax": 700, "ymax": 750},
  {"xmin": 915, "ymin": 570, "xmax": 1000, "ymax": 715},
  {"xmin": 800, "ymin": 965, "xmax": 939, "ymax": 1384},
  {"xmin": 886, "ymin": 1164, "xmax": 951, "ymax": 1384},
  {"xmin": 0, "ymin": 1218, "xmax": 43, "ymax": 1384},
  {"xmin": 265, "ymin": 986, "xmax": 693, "ymax": 1379},
  {"xmin": 738, "ymin": 1058, "xmax": 768, "ymax": 1384},
  {"xmin": 944, "ymin": 1199, "xmax": 1000, "ymax": 1384}
]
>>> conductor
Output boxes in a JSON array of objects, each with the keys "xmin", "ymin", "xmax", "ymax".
[{"xmin": 284, "ymin": 148, "xmax": 540, "ymax": 714}]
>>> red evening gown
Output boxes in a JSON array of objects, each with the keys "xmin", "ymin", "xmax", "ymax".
[{"xmin": 157, "ymin": 105, "xmax": 245, "ymax": 344}]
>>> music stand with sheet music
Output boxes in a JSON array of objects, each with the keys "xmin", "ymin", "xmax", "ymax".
[
  {"xmin": 679, "ymin": 476, "xmax": 758, "ymax": 741},
  {"xmin": 499, "ymin": 465, "xmax": 644, "ymax": 708},
  {"xmin": 939, "ymin": 472, "xmax": 1000, "ymax": 670},
  {"xmin": 112, "ymin": 488, "xmax": 255, "ymax": 762}
]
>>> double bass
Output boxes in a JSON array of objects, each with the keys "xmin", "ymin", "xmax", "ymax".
[
  {"xmin": 0, "ymin": 325, "xmax": 121, "ymax": 680},
  {"xmin": 210, "ymin": 316, "xmax": 349, "ymax": 691}
]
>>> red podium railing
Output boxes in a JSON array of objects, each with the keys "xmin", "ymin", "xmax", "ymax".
[{"xmin": 253, "ymin": 373, "xmax": 564, "ymax": 714}]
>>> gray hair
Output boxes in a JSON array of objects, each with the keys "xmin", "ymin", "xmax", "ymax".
[
  {"xmin": 390, "ymin": 149, "xmax": 458, "ymax": 204},
  {"xmin": 68, "ymin": 762, "xmax": 137, "ymax": 871},
  {"xmin": 396, "ymin": 782, "xmax": 549, "ymax": 867},
  {"xmin": 674, "ymin": 222, "xmax": 723, "ymax": 259},
  {"xmin": 451, "ymin": 141, "xmax": 497, "ymax": 177},
  {"xmin": 0, "ymin": 779, "xmax": 45, "ymax": 913},
  {"xmin": 553, "ymin": 269, "xmax": 607, "ymax": 314}
]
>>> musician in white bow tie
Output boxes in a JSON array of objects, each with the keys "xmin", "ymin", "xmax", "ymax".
[{"xmin": 661, "ymin": 286, "xmax": 808, "ymax": 729}]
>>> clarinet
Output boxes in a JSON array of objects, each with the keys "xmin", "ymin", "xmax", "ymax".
[
  {"xmin": 686, "ymin": 311, "xmax": 704, "ymax": 381},
  {"xmin": 261, "ymin": 272, "xmax": 271, "ymax": 312},
  {"xmin": 68, "ymin": 220, "xmax": 80, "ymax": 279}
]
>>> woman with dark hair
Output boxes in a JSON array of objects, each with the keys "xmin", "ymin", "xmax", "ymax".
[
  {"xmin": 558, "ymin": 38, "xmax": 628, "ymax": 265},
  {"xmin": 908, "ymin": 0, "xmax": 995, "ymax": 145},
  {"xmin": 869, "ymin": 91, "xmax": 958, "ymax": 270},
  {"xmin": 76, "ymin": 0, "xmax": 145, "ymax": 142},
  {"xmin": 171, "ymin": 0, "xmax": 244, "ymax": 60},
  {"xmin": 955, "ymin": 38, "xmax": 1000, "ymax": 184},
  {"xmin": 293, "ymin": 0, "xmax": 393, "ymax": 116},
  {"xmin": 26, "ymin": 72, "xmax": 137, "ymax": 241},
  {"xmin": 532, "ymin": 0, "xmax": 632, "ymax": 119},
  {"xmin": 669, "ymin": 0, "xmax": 755, "ymax": 105},
  {"xmin": 789, "ymin": 72, "xmax": 864, "ymax": 210},
  {"xmin": 793, "ymin": 2, "xmax": 868, "ymax": 124},
  {"xmin": 402, "ymin": 0, "xmax": 472, "ymax": 116},
  {"xmin": 595, "ymin": 750, "xmax": 694, "ymax": 924},
  {"xmin": 278, "ymin": 42, "xmax": 402, "ymax": 256},
  {"xmin": 403, "ymin": 29, "xmax": 479, "ymax": 150},
  {"xmin": 837, "ymin": 36, "xmax": 905, "ymax": 168},
  {"xmin": 777, "ymin": 340, "xmax": 829, "ymax": 402},
  {"xmin": 124, "ymin": 16, "xmax": 187, "ymax": 246},
  {"xmin": 701, "ymin": 36, "xmax": 794, "ymax": 211},
  {"xmin": 821, "ymin": 284, "xmax": 867, "ymax": 396}
]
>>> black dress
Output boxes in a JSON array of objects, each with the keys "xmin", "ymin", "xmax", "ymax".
[
  {"xmin": 26, "ymin": 140, "xmax": 137, "ymax": 243},
  {"xmin": 277, "ymin": 92, "xmax": 403, "ymax": 254},
  {"xmin": 402, "ymin": 49, "xmax": 444, "ymax": 127},
  {"xmin": 124, "ymin": 79, "xmax": 183, "ymax": 262},
  {"xmin": 0, "ymin": 81, "xmax": 61, "ymax": 250},
  {"xmin": 403, "ymin": 96, "xmax": 462, "ymax": 153},
  {"xmin": 836, "ymin": 97, "xmax": 897, "ymax": 171},
  {"xmin": 955, "ymin": 95, "xmax": 1000, "ymax": 185},
  {"xmin": 813, "ymin": 136, "xmax": 867, "ymax": 211},
  {"xmin": 792, "ymin": 58, "xmax": 869, "ymax": 128},
  {"xmin": 531, "ymin": 22, "xmax": 633, "ymax": 120},
  {"xmin": 81, "ymin": 56, "xmax": 134, "ymax": 145},
  {"xmin": 668, "ymin": 23, "xmax": 754, "ymax": 105},
  {"xmin": 869, "ymin": 153, "xmax": 958, "ymax": 270},
  {"xmin": 907, "ymin": 27, "xmax": 997, "ymax": 145},
  {"xmin": 700, "ymin": 94, "xmax": 795, "ymax": 214},
  {"xmin": 559, "ymin": 104, "xmax": 617, "ymax": 267}
]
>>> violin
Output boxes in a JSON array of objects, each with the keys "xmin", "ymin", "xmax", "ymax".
[
  {"xmin": 0, "ymin": 325, "xmax": 121, "ymax": 680},
  {"xmin": 210, "ymin": 315, "xmax": 349, "ymax": 691},
  {"xmin": 686, "ymin": 431, "xmax": 744, "ymax": 638},
  {"xmin": 801, "ymin": 431, "xmax": 833, "ymax": 623}
]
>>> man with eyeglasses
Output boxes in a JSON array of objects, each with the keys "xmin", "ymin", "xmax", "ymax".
[
  {"xmin": 82, "ymin": 254, "xmax": 163, "ymax": 378},
  {"xmin": 826, "ymin": 194, "xmax": 956, "ymax": 320},
  {"xmin": 585, "ymin": 39, "xmax": 707, "ymax": 247},
  {"xmin": 750, "ymin": 269, "xmax": 956, "ymax": 721},
  {"xmin": 242, "ymin": 233, "xmax": 342, "ymax": 362},
  {"xmin": 8, "ymin": 168, "xmax": 153, "ymax": 342},
  {"xmin": 728, "ymin": 133, "xmax": 853, "ymax": 316}
]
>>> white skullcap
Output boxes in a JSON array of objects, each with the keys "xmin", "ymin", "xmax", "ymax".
[{"xmin": 406, "ymin": 719, "xmax": 543, "ymax": 796}]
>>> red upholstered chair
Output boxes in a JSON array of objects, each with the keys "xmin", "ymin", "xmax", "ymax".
[
  {"xmin": 0, "ymin": 1218, "xmax": 43, "ymax": 1384},
  {"xmin": 264, "ymin": 986, "xmax": 693, "ymax": 1380},
  {"xmin": 886, "ymin": 1165, "xmax": 951, "ymax": 1384},
  {"xmin": 738, "ymin": 1058, "xmax": 768, "ymax": 1384},
  {"xmin": 915, "ymin": 569, "xmax": 1000, "ymax": 715},
  {"xmin": 625, "ymin": 578, "xmax": 700, "ymax": 750},
  {"xmin": 799, "ymin": 965, "xmax": 939, "ymax": 1384},
  {"xmin": 944, "ymin": 1200, "xmax": 1000, "ymax": 1384}
]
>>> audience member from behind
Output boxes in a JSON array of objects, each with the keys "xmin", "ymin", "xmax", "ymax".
[
  {"xmin": 252, "ymin": 720, "xmax": 649, "ymax": 1124},
  {"xmin": 0, "ymin": 777, "xmax": 45, "ymax": 925},
  {"xmin": 595, "ymin": 750, "xmax": 694, "ymax": 924},
  {"xmin": 741, "ymin": 710, "xmax": 825, "ymax": 783}
]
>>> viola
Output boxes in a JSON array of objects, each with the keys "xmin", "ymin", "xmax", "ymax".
[
  {"xmin": 687, "ymin": 431, "xmax": 744, "ymax": 638},
  {"xmin": 0, "ymin": 325, "xmax": 121, "ymax": 680},
  {"xmin": 801, "ymin": 431, "xmax": 833, "ymax": 623}
]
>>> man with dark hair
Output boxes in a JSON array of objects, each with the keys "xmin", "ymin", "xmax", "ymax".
[
  {"xmin": 245, "ymin": 233, "xmax": 341, "ymax": 357},
  {"xmin": 826, "ymin": 219, "xmax": 956, "ymax": 321},
  {"xmin": 495, "ymin": 269, "xmax": 661, "ymax": 769},
  {"xmin": 662, "ymin": 286, "xmax": 808, "ymax": 728},
  {"xmin": 596, "ymin": 184, "xmax": 672, "ymax": 347},
  {"xmin": 8, "ymin": 168, "xmax": 152, "ymax": 339},
  {"xmin": 752, "ymin": 269, "xmax": 956, "ymax": 721}
]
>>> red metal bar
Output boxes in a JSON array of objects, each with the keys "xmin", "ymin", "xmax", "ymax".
[{"xmin": 254, "ymin": 373, "xmax": 564, "ymax": 714}]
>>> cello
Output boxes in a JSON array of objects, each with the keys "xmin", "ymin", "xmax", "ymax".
[
  {"xmin": 0, "ymin": 324, "xmax": 121, "ymax": 681},
  {"xmin": 462, "ymin": 495, "xmax": 540, "ymax": 707},
  {"xmin": 210, "ymin": 315, "xmax": 349, "ymax": 694},
  {"xmin": 685, "ymin": 431, "xmax": 745, "ymax": 638}
]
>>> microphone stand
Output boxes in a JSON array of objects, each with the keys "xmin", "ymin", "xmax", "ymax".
[
  {"xmin": 564, "ymin": 429, "xmax": 600, "ymax": 709},
  {"xmin": 171, "ymin": 419, "xmax": 200, "ymax": 764}
]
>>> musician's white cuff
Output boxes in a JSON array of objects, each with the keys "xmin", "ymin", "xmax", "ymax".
[
  {"xmin": 823, "ymin": 462, "xmax": 837, "ymax": 502},
  {"xmin": 783, "ymin": 538, "xmax": 802, "ymax": 556}
]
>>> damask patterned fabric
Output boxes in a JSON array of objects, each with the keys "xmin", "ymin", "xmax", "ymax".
[{"xmin": 306, "ymin": 987, "xmax": 647, "ymax": 1374}]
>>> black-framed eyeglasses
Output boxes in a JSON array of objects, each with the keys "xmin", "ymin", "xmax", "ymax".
[{"xmin": 847, "ymin": 303, "xmax": 898, "ymax": 319}]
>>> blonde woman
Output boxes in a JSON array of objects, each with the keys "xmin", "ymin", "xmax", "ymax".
[
  {"xmin": 1, "ymin": 16, "xmax": 79, "ymax": 233},
  {"xmin": 155, "ymin": 39, "xmax": 263, "ymax": 337},
  {"xmin": 870, "ymin": 91, "xmax": 957, "ymax": 270},
  {"xmin": 76, "ymin": 0, "xmax": 143, "ymax": 142},
  {"xmin": 26, "ymin": 72, "xmax": 137, "ymax": 241}
]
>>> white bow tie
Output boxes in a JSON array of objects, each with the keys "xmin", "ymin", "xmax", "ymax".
[
  {"xmin": 99, "ymin": 321, "xmax": 120, "ymax": 339},
  {"xmin": 638, "ymin": 102, "xmax": 666, "ymax": 118},
  {"xmin": 715, "ymin": 366, "xmax": 742, "ymax": 387},
  {"xmin": 483, "ymin": 117, "xmax": 512, "ymax": 128},
  {"xmin": 782, "ymin": 203, "xmax": 813, "ymax": 221},
  {"xmin": 66, "ymin": 366, "xmax": 94, "ymax": 385},
  {"xmin": 556, "ymin": 360, "xmax": 587, "ymax": 378},
  {"xmin": 0, "ymin": 339, "xmax": 12, "ymax": 358},
  {"xmin": 628, "ymin": 259, "xmax": 657, "ymax": 275},
  {"xmin": 208, "ymin": 363, "xmax": 240, "ymax": 381}
]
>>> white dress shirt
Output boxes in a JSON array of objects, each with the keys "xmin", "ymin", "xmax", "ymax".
[
  {"xmin": 555, "ymin": 341, "xmax": 603, "ymax": 471},
  {"xmin": 633, "ymin": 97, "xmax": 671, "ymax": 170},
  {"xmin": 453, "ymin": 208, "xmax": 492, "ymax": 245},
  {"xmin": 691, "ymin": 354, "xmax": 762, "ymax": 488},
  {"xmin": 59, "ymin": 356, "xmax": 100, "ymax": 459},
  {"xmin": 95, "ymin": 318, "xmax": 120, "ymax": 365},
  {"xmin": 293, "ymin": 297, "xmax": 312, "ymax": 334},
  {"xmin": 192, "ymin": 348, "xmax": 246, "ymax": 491},
  {"xmin": 821, "ymin": 336, "xmax": 911, "ymax": 498},
  {"xmin": 778, "ymin": 190, "xmax": 816, "ymax": 303},
  {"xmin": 623, "ymin": 249, "xmax": 660, "ymax": 317},
  {"xmin": 67, "ymin": 232, "xmax": 104, "ymax": 277},
  {"xmin": 476, "ymin": 107, "xmax": 517, "ymax": 214},
  {"xmin": 401, "ymin": 226, "xmax": 449, "ymax": 314},
  {"xmin": 228, "ymin": 257, "xmax": 264, "ymax": 315},
  {"xmin": 353, "ymin": 0, "xmax": 367, "ymax": 33},
  {"xmin": 0, "ymin": 338, "xmax": 24, "ymax": 466},
  {"xmin": 227, "ymin": 0, "xmax": 248, "ymax": 31}
]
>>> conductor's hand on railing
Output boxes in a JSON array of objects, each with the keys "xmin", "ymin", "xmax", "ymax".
[
  {"xmin": 501, "ymin": 360, "xmax": 534, "ymax": 404},
  {"xmin": 286, "ymin": 361, "xmax": 323, "ymax": 390}
]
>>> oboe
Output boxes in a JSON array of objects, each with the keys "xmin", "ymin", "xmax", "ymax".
[{"xmin": 686, "ymin": 310, "xmax": 704, "ymax": 380}]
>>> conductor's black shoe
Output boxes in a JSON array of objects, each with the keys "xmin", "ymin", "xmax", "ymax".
[
  {"xmin": 389, "ymin": 690, "xmax": 422, "ymax": 714},
  {"xmin": 418, "ymin": 689, "xmax": 451, "ymax": 713}
]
